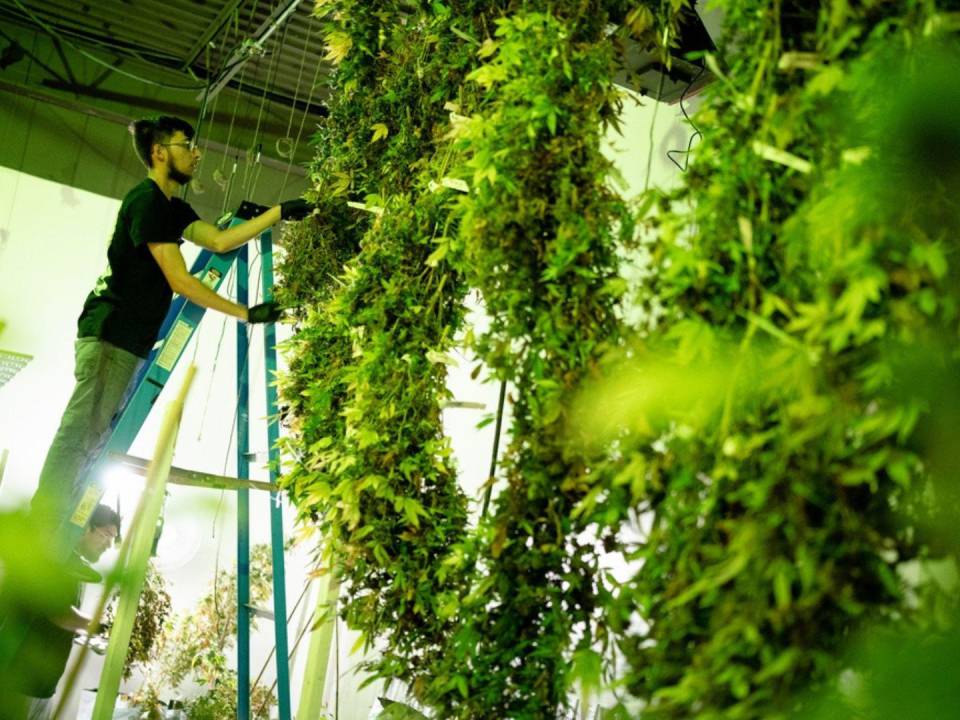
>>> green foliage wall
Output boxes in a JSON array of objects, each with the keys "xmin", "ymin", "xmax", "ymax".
[
  {"xmin": 428, "ymin": 9, "xmax": 639, "ymax": 717},
  {"xmin": 276, "ymin": 1, "xmax": 665, "ymax": 715},
  {"xmin": 583, "ymin": 1, "xmax": 960, "ymax": 717},
  {"xmin": 277, "ymin": 0, "xmax": 483, "ymax": 702},
  {"xmin": 277, "ymin": 0, "xmax": 960, "ymax": 718}
]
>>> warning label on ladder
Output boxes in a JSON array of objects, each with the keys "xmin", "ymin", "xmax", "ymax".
[
  {"xmin": 198, "ymin": 267, "xmax": 222, "ymax": 289},
  {"xmin": 70, "ymin": 484, "xmax": 100, "ymax": 527},
  {"xmin": 156, "ymin": 320, "xmax": 193, "ymax": 371}
]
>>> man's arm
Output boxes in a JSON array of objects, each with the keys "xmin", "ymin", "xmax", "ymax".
[
  {"xmin": 148, "ymin": 242, "xmax": 248, "ymax": 321},
  {"xmin": 52, "ymin": 606, "xmax": 92, "ymax": 633},
  {"xmin": 182, "ymin": 205, "xmax": 282, "ymax": 254}
]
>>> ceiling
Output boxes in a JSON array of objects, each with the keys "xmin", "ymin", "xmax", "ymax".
[
  {"xmin": 0, "ymin": 0, "xmax": 330, "ymax": 168},
  {"xmin": 0, "ymin": 1, "xmax": 725, "ymax": 183}
]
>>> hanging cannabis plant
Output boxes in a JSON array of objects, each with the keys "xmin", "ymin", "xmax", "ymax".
[
  {"xmin": 101, "ymin": 561, "xmax": 171, "ymax": 681},
  {"xmin": 276, "ymin": 0, "xmax": 487, "ymax": 700},
  {"xmin": 425, "ymin": 7, "xmax": 641, "ymax": 717},
  {"xmin": 276, "ymin": 0, "xmax": 687, "ymax": 716},
  {"xmin": 569, "ymin": 1, "xmax": 960, "ymax": 717}
]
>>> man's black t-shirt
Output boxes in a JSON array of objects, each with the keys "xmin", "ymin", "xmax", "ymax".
[
  {"xmin": 77, "ymin": 178, "xmax": 199, "ymax": 358},
  {"xmin": 6, "ymin": 564, "xmax": 82, "ymax": 698}
]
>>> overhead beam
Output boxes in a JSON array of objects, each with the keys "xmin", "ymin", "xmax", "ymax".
[
  {"xmin": 40, "ymin": 79, "xmax": 292, "ymax": 135},
  {"xmin": 0, "ymin": 77, "xmax": 307, "ymax": 176},
  {"xmin": 182, "ymin": 0, "xmax": 248, "ymax": 70},
  {"xmin": 108, "ymin": 452, "xmax": 277, "ymax": 493},
  {"xmin": 0, "ymin": 26, "xmax": 66, "ymax": 83},
  {"xmin": 50, "ymin": 36, "xmax": 77, "ymax": 85},
  {"xmin": 200, "ymin": 0, "xmax": 305, "ymax": 103},
  {"xmin": 87, "ymin": 61, "xmax": 119, "ymax": 89}
]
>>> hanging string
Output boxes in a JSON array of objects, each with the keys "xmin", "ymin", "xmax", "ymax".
[
  {"xmin": 279, "ymin": 14, "xmax": 315, "ymax": 147},
  {"xmin": 216, "ymin": 62, "xmax": 249, "ymax": 213},
  {"xmin": 198, "ymin": 1, "xmax": 250, "ymax": 179},
  {"xmin": 277, "ymin": 19, "xmax": 325, "ymax": 203},
  {"xmin": 194, "ymin": 269, "xmax": 237, "ymax": 439},
  {"xmin": 215, "ymin": 1, "xmax": 266, "ymax": 213},
  {"xmin": 642, "ymin": 17, "xmax": 671, "ymax": 194},
  {"xmin": 241, "ymin": 22, "xmax": 289, "ymax": 203},
  {"xmin": 214, "ymin": 240, "xmax": 265, "ymax": 487},
  {"xmin": 251, "ymin": 559, "xmax": 325, "ymax": 716}
]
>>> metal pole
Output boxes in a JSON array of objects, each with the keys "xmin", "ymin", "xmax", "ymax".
[
  {"xmin": 261, "ymin": 229, "xmax": 293, "ymax": 719},
  {"xmin": 236, "ymin": 245, "xmax": 252, "ymax": 720},
  {"xmin": 481, "ymin": 379, "xmax": 508, "ymax": 518}
]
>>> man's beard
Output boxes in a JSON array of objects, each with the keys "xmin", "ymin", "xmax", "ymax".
[{"xmin": 167, "ymin": 157, "xmax": 193, "ymax": 185}]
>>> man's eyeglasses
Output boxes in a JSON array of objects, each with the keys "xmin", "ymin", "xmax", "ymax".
[
  {"xmin": 162, "ymin": 140, "xmax": 198, "ymax": 151},
  {"xmin": 93, "ymin": 525, "xmax": 119, "ymax": 545}
]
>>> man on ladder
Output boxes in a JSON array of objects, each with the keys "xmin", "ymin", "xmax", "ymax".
[{"xmin": 30, "ymin": 115, "xmax": 311, "ymax": 530}]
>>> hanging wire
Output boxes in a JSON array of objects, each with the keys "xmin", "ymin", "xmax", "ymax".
[
  {"xmin": 194, "ymin": 270, "xmax": 237, "ymax": 440},
  {"xmin": 10, "ymin": 0, "xmax": 207, "ymax": 90},
  {"xmin": 197, "ymin": 2, "xmax": 251, "ymax": 174},
  {"xmin": 217, "ymin": 247, "xmax": 264, "ymax": 481},
  {"xmin": 277, "ymin": 19, "xmax": 325, "ymax": 202},
  {"xmin": 210, "ymin": 246, "xmax": 263, "ymax": 643},
  {"xmin": 215, "ymin": 2, "xmax": 263, "ymax": 213},
  {"xmin": 215, "ymin": 62, "xmax": 249, "ymax": 212},
  {"xmin": 666, "ymin": 65, "xmax": 705, "ymax": 172},
  {"xmin": 241, "ymin": 22, "xmax": 288, "ymax": 202},
  {"xmin": 642, "ymin": 67, "xmax": 668, "ymax": 194},
  {"xmin": 279, "ymin": 14, "xmax": 314, "ymax": 145},
  {"xmin": 234, "ymin": 0, "xmax": 276, "ymax": 202},
  {"xmin": 641, "ymin": 10, "xmax": 675, "ymax": 194}
]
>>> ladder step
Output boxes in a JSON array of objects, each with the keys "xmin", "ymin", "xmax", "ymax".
[
  {"xmin": 108, "ymin": 453, "xmax": 277, "ymax": 493},
  {"xmin": 246, "ymin": 605, "xmax": 275, "ymax": 621},
  {"xmin": 442, "ymin": 400, "xmax": 486, "ymax": 409}
]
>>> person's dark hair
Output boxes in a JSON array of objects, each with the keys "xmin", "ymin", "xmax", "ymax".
[
  {"xmin": 88, "ymin": 503, "xmax": 122, "ymax": 533},
  {"xmin": 129, "ymin": 116, "xmax": 195, "ymax": 169}
]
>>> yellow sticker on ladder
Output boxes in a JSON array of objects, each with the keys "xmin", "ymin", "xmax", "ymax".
[
  {"xmin": 70, "ymin": 484, "xmax": 100, "ymax": 527},
  {"xmin": 156, "ymin": 320, "xmax": 193, "ymax": 371}
]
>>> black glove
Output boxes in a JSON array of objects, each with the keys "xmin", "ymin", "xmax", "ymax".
[
  {"xmin": 280, "ymin": 198, "xmax": 313, "ymax": 221},
  {"xmin": 248, "ymin": 301, "xmax": 283, "ymax": 324}
]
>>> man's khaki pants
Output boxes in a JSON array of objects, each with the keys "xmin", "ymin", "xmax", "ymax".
[{"xmin": 32, "ymin": 337, "xmax": 141, "ymax": 525}]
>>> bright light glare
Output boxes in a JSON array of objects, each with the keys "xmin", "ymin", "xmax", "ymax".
[
  {"xmin": 154, "ymin": 514, "xmax": 202, "ymax": 572},
  {"xmin": 99, "ymin": 463, "xmax": 146, "ymax": 518}
]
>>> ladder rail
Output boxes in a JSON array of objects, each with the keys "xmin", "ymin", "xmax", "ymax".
[
  {"xmin": 262, "ymin": 230, "xmax": 292, "ymax": 720},
  {"xmin": 39, "ymin": 202, "xmax": 292, "ymax": 718},
  {"xmin": 236, "ymin": 242, "xmax": 253, "ymax": 720}
]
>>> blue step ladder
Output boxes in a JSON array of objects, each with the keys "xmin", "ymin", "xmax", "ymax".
[{"xmin": 67, "ymin": 200, "xmax": 292, "ymax": 720}]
